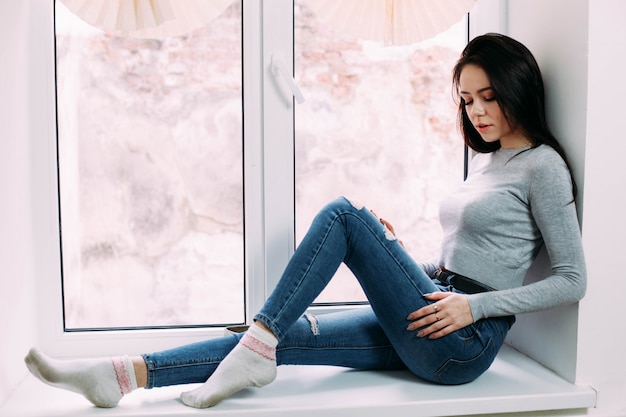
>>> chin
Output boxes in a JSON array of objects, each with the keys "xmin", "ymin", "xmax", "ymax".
[{"xmin": 480, "ymin": 136, "xmax": 500, "ymax": 144}]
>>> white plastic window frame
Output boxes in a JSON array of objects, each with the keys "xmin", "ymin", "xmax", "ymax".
[{"xmin": 32, "ymin": 0, "xmax": 505, "ymax": 358}]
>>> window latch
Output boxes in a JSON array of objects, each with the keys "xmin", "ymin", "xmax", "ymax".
[{"xmin": 270, "ymin": 53, "xmax": 305, "ymax": 104}]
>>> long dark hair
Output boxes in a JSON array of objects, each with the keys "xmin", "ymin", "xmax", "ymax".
[{"xmin": 452, "ymin": 33, "xmax": 577, "ymax": 198}]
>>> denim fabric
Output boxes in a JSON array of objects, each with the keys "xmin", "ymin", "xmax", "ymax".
[
  {"xmin": 143, "ymin": 197, "xmax": 511, "ymax": 388},
  {"xmin": 143, "ymin": 308, "xmax": 405, "ymax": 388}
]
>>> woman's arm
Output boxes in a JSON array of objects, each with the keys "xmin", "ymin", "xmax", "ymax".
[{"xmin": 467, "ymin": 151, "xmax": 587, "ymax": 321}]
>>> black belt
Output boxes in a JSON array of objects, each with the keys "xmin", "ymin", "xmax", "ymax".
[
  {"xmin": 435, "ymin": 267, "xmax": 515, "ymax": 328},
  {"xmin": 435, "ymin": 267, "xmax": 496, "ymax": 294}
]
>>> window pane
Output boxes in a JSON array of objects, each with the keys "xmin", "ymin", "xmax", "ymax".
[
  {"xmin": 55, "ymin": 1, "xmax": 244, "ymax": 329},
  {"xmin": 294, "ymin": 2, "xmax": 467, "ymax": 303}
]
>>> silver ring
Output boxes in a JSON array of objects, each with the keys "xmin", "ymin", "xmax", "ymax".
[{"xmin": 433, "ymin": 304, "xmax": 438, "ymax": 312}]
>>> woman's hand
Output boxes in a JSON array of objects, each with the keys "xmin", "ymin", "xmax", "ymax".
[{"xmin": 406, "ymin": 292, "xmax": 474, "ymax": 339}]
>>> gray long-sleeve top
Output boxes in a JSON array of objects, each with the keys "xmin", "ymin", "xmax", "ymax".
[{"xmin": 421, "ymin": 144, "xmax": 587, "ymax": 321}]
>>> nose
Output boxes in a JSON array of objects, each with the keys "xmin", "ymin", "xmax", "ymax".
[{"xmin": 471, "ymin": 101, "xmax": 485, "ymax": 116}]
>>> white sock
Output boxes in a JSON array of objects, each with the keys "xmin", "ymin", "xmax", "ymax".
[
  {"xmin": 180, "ymin": 323, "xmax": 278, "ymax": 408},
  {"xmin": 24, "ymin": 348, "xmax": 138, "ymax": 408}
]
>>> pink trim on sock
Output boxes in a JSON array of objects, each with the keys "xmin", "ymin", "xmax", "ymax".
[
  {"xmin": 111, "ymin": 357, "xmax": 133, "ymax": 396},
  {"xmin": 241, "ymin": 333, "xmax": 276, "ymax": 361}
]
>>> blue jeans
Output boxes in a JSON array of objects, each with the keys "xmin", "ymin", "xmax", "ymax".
[{"xmin": 143, "ymin": 197, "xmax": 512, "ymax": 388}]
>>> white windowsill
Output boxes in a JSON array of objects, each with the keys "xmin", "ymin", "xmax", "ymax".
[{"xmin": 2, "ymin": 345, "xmax": 596, "ymax": 417}]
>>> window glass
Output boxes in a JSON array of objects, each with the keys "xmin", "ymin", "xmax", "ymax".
[
  {"xmin": 294, "ymin": 2, "xmax": 467, "ymax": 303},
  {"xmin": 55, "ymin": 0, "xmax": 244, "ymax": 329}
]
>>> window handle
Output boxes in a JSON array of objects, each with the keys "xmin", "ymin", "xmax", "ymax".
[{"xmin": 271, "ymin": 53, "xmax": 306, "ymax": 104}]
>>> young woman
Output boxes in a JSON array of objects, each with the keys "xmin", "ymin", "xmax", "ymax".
[{"xmin": 24, "ymin": 33, "xmax": 586, "ymax": 409}]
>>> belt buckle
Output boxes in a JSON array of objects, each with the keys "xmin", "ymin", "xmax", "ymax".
[{"xmin": 436, "ymin": 267, "xmax": 453, "ymax": 285}]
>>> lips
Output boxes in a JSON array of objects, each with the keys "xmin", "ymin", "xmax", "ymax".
[{"xmin": 476, "ymin": 123, "xmax": 491, "ymax": 133}]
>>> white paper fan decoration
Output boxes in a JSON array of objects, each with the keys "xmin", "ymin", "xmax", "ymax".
[
  {"xmin": 59, "ymin": 0, "xmax": 234, "ymax": 38},
  {"xmin": 304, "ymin": 0, "xmax": 476, "ymax": 45}
]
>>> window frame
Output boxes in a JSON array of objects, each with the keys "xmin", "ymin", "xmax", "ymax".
[{"xmin": 34, "ymin": 0, "xmax": 505, "ymax": 357}]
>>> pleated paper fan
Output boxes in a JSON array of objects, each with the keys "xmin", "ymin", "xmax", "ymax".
[
  {"xmin": 305, "ymin": 0, "xmax": 476, "ymax": 45},
  {"xmin": 59, "ymin": 0, "xmax": 234, "ymax": 38}
]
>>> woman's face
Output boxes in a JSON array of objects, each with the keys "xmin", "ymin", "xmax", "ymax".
[{"xmin": 459, "ymin": 64, "xmax": 530, "ymax": 149}]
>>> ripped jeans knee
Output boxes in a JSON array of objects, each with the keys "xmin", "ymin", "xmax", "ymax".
[{"xmin": 304, "ymin": 313, "xmax": 320, "ymax": 335}]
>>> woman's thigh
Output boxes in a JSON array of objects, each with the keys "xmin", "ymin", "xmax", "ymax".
[
  {"xmin": 291, "ymin": 198, "xmax": 508, "ymax": 383},
  {"xmin": 277, "ymin": 306, "xmax": 510, "ymax": 385}
]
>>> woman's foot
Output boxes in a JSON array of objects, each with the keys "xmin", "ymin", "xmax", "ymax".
[
  {"xmin": 180, "ymin": 323, "xmax": 278, "ymax": 408},
  {"xmin": 24, "ymin": 348, "xmax": 137, "ymax": 408}
]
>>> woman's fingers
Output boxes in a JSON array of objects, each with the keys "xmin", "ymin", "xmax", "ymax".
[{"xmin": 406, "ymin": 293, "xmax": 473, "ymax": 339}]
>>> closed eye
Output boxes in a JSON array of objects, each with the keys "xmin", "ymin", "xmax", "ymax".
[{"xmin": 463, "ymin": 96, "xmax": 496, "ymax": 107}]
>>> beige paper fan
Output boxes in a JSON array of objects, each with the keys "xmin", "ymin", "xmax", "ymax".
[
  {"xmin": 304, "ymin": 0, "xmax": 476, "ymax": 45},
  {"xmin": 59, "ymin": 0, "xmax": 234, "ymax": 38}
]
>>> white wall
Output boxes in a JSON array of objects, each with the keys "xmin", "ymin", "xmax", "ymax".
[
  {"xmin": 503, "ymin": 0, "xmax": 589, "ymax": 384},
  {"xmin": 508, "ymin": 0, "xmax": 626, "ymax": 416},
  {"xmin": 0, "ymin": 0, "xmax": 38, "ymax": 406},
  {"xmin": 578, "ymin": 0, "xmax": 626, "ymax": 416}
]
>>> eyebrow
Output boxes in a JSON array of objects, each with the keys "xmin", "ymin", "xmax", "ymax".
[{"xmin": 459, "ymin": 86, "xmax": 493, "ymax": 95}]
